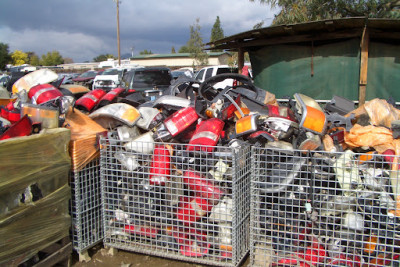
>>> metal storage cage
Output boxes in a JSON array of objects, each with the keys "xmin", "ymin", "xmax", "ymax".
[
  {"xmin": 100, "ymin": 137, "xmax": 251, "ymax": 266},
  {"xmin": 70, "ymin": 157, "xmax": 104, "ymax": 253},
  {"xmin": 251, "ymin": 146, "xmax": 400, "ymax": 266}
]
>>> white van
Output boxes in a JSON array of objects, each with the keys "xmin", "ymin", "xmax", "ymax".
[{"xmin": 193, "ymin": 65, "xmax": 239, "ymax": 89}]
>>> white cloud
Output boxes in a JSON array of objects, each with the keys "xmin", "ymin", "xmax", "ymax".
[
  {"xmin": 0, "ymin": 0, "xmax": 278, "ymax": 62},
  {"xmin": 1, "ymin": 27, "xmax": 112, "ymax": 62}
]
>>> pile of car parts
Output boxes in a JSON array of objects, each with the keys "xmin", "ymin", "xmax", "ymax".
[{"xmin": 2, "ymin": 68, "xmax": 400, "ymax": 266}]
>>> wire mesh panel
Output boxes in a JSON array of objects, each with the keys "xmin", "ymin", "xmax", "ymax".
[
  {"xmin": 100, "ymin": 137, "xmax": 251, "ymax": 266},
  {"xmin": 251, "ymin": 147, "xmax": 400, "ymax": 266},
  {"xmin": 70, "ymin": 157, "xmax": 103, "ymax": 252}
]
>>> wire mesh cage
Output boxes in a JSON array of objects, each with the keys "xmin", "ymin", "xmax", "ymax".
[
  {"xmin": 70, "ymin": 157, "xmax": 103, "ymax": 253},
  {"xmin": 251, "ymin": 147, "xmax": 400, "ymax": 267},
  {"xmin": 100, "ymin": 137, "xmax": 251, "ymax": 266}
]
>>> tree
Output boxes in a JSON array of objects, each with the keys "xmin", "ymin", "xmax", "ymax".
[
  {"xmin": 210, "ymin": 16, "xmax": 225, "ymax": 51},
  {"xmin": 171, "ymin": 46, "xmax": 176, "ymax": 53},
  {"xmin": 251, "ymin": 0, "xmax": 400, "ymax": 25},
  {"xmin": 139, "ymin": 50, "xmax": 153, "ymax": 55},
  {"xmin": 186, "ymin": 18, "xmax": 209, "ymax": 66},
  {"xmin": 0, "ymin": 43, "xmax": 11, "ymax": 70},
  {"xmin": 178, "ymin": 45, "xmax": 190, "ymax": 53},
  {"xmin": 40, "ymin": 50, "xmax": 64, "ymax": 66},
  {"xmin": 93, "ymin": 54, "xmax": 115, "ymax": 62},
  {"xmin": 11, "ymin": 50, "xmax": 28, "ymax": 66},
  {"xmin": 26, "ymin": 51, "xmax": 40, "ymax": 66}
]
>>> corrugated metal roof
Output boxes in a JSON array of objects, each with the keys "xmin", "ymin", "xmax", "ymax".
[
  {"xmin": 132, "ymin": 51, "xmax": 231, "ymax": 59},
  {"xmin": 207, "ymin": 17, "xmax": 400, "ymax": 50}
]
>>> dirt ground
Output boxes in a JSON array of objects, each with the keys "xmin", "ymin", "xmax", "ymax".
[{"xmin": 71, "ymin": 243, "xmax": 250, "ymax": 267}]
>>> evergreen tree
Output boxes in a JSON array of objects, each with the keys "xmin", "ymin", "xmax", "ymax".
[
  {"xmin": 139, "ymin": 49, "xmax": 153, "ymax": 55},
  {"xmin": 171, "ymin": 46, "xmax": 176, "ymax": 53},
  {"xmin": 178, "ymin": 46, "xmax": 190, "ymax": 53},
  {"xmin": 186, "ymin": 18, "xmax": 209, "ymax": 66},
  {"xmin": 210, "ymin": 16, "xmax": 225, "ymax": 51}
]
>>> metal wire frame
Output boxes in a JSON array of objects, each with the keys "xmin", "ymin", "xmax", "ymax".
[
  {"xmin": 100, "ymin": 137, "xmax": 251, "ymax": 266},
  {"xmin": 70, "ymin": 158, "xmax": 103, "ymax": 253},
  {"xmin": 250, "ymin": 146, "xmax": 400, "ymax": 267}
]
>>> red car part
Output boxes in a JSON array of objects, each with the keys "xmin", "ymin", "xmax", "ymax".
[
  {"xmin": 183, "ymin": 170, "xmax": 225, "ymax": 205},
  {"xmin": 123, "ymin": 224, "xmax": 159, "ymax": 238},
  {"xmin": 180, "ymin": 230, "xmax": 210, "ymax": 257},
  {"xmin": 187, "ymin": 118, "xmax": 224, "ymax": 152},
  {"xmin": 74, "ymin": 89, "xmax": 107, "ymax": 112},
  {"xmin": 0, "ymin": 103, "xmax": 20, "ymax": 123},
  {"xmin": 176, "ymin": 196, "xmax": 212, "ymax": 225},
  {"xmin": 97, "ymin": 87, "xmax": 125, "ymax": 108},
  {"xmin": 149, "ymin": 145, "xmax": 171, "ymax": 185},
  {"xmin": 28, "ymin": 83, "xmax": 64, "ymax": 105},
  {"xmin": 0, "ymin": 115, "xmax": 33, "ymax": 141},
  {"xmin": 164, "ymin": 106, "xmax": 199, "ymax": 137}
]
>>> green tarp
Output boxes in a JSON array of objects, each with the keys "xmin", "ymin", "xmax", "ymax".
[
  {"xmin": 367, "ymin": 41, "xmax": 400, "ymax": 101},
  {"xmin": 250, "ymin": 37, "xmax": 400, "ymax": 101},
  {"xmin": 250, "ymin": 38, "xmax": 361, "ymax": 100}
]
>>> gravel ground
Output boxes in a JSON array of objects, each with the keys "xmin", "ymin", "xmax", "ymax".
[{"xmin": 71, "ymin": 243, "xmax": 250, "ymax": 267}]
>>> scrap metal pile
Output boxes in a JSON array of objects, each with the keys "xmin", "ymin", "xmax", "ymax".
[{"xmin": 1, "ymin": 68, "xmax": 400, "ymax": 265}]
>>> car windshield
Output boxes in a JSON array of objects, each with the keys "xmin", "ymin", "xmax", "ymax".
[
  {"xmin": 102, "ymin": 69, "xmax": 121, "ymax": 75},
  {"xmin": 216, "ymin": 67, "xmax": 238, "ymax": 75},
  {"xmin": 79, "ymin": 71, "xmax": 97, "ymax": 78},
  {"xmin": 131, "ymin": 70, "xmax": 171, "ymax": 88}
]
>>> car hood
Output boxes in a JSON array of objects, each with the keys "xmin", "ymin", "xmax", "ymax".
[
  {"xmin": 73, "ymin": 77, "xmax": 95, "ymax": 82},
  {"xmin": 131, "ymin": 84, "xmax": 170, "ymax": 92},
  {"xmin": 94, "ymin": 74, "xmax": 119, "ymax": 82}
]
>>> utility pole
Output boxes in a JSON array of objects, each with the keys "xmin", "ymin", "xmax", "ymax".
[{"xmin": 114, "ymin": 0, "xmax": 121, "ymax": 66}]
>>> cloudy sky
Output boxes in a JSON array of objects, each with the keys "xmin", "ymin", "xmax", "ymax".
[{"xmin": 0, "ymin": 0, "xmax": 277, "ymax": 63}]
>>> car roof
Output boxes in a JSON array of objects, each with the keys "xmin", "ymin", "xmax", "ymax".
[{"xmin": 128, "ymin": 66, "xmax": 171, "ymax": 72}]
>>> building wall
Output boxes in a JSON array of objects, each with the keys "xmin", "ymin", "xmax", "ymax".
[
  {"xmin": 59, "ymin": 54, "xmax": 231, "ymax": 70},
  {"xmin": 130, "ymin": 54, "xmax": 231, "ymax": 68}
]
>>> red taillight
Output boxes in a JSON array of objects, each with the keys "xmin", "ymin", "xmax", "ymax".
[
  {"xmin": 149, "ymin": 145, "xmax": 171, "ymax": 185},
  {"xmin": 183, "ymin": 170, "xmax": 225, "ymax": 204},
  {"xmin": 187, "ymin": 118, "xmax": 224, "ymax": 152},
  {"xmin": 176, "ymin": 197, "xmax": 212, "ymax": 225},
  {"xmin": 98, "ymin": 87, "xmax": 125, "ymax": 103},
  {"xmin": 28, "ymin": 84, "xmax": 63, "ymax": 105},
  {"xmin": 75, "ymin": 89, "xmax": 107, "ymax": 112},
  {"xmin": 164, "ymin": 107, "xmax": 199, "ymax": 137},
  {"xmin": 0, "ymin": 106, "xmax": 20, "ymax": 123},
  {"xmin": 0, "ymin": 115, "xmax": 32, "ymax": 141}
]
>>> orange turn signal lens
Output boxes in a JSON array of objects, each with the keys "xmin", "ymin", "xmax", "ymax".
[{"xmin": 235, "ymin": 115, "xmax": 258, "ymax": 136}]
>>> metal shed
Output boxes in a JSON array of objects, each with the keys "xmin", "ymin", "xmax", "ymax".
[{"xmin": 207, "ymin": 17, "xmax": 400, "ymax": 104}]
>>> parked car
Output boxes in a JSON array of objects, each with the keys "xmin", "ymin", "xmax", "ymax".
[
  {"xmin": 58, "ymin": 73, "xmax": 79, "ymax": 84},
  {"xmin": 171, "ymin": 68, "xmax": 194, "ymax": 80},
  {"xmin": 193, "ymin": 65, "xmax": 239, "ymax": 89},
  {"xmin": 72, "ymin": 70, "xmax": 103, "ymax": 88},
  {"xmin": 0, "ymin": 74, "xmax": 10, "ymax": 98},
  {"xmin": 121, "ymin": 67, "xmax": 172, "ymax": 101},
  {"xmin": 92, "ymin": 67, "xmax": 134, "ymax": 91},
  {"xmin": 0, "ymin": 74, "xmax": 10, "ymax": 87}
]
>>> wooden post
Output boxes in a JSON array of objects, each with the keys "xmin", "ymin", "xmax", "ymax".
[
  {"xmin": 359, "ymin": 26, "xmax": 369, "ymax": 105},
  {"xmin": 238, "ymin": 47, "xmax": 244, "ymax": 74}
]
